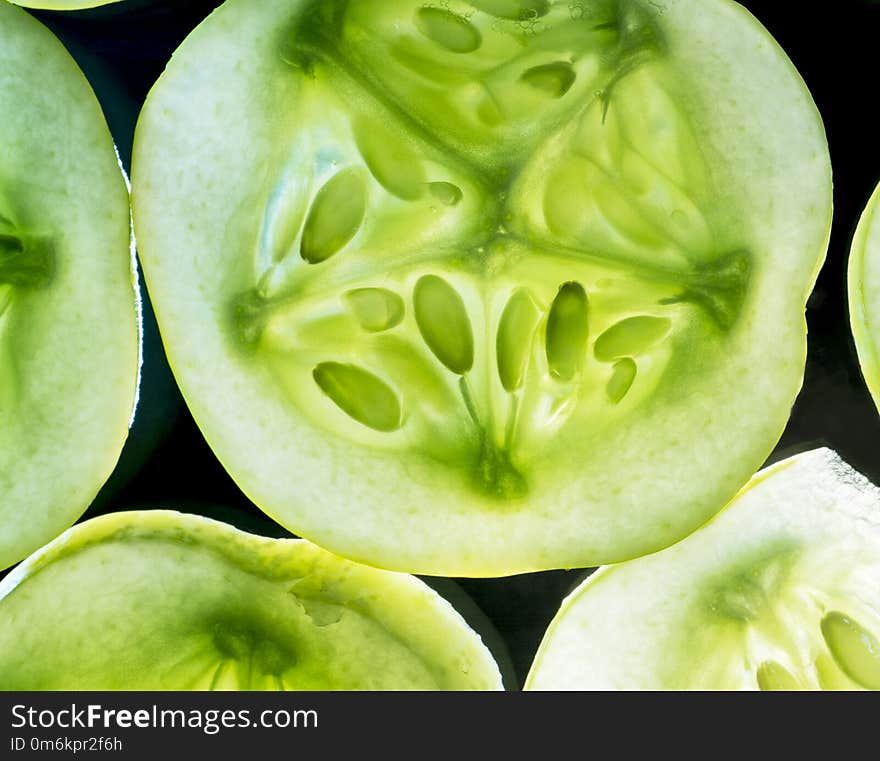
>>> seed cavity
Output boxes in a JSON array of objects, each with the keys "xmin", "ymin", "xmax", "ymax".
[
  {"xmin": 593, "ymin": 315, "xmax": 671, "ymax": 362},
  {"xmin": 820, "ymin": 611, "xmax": 880, "ymax": 690},
  {"xmin": 520, "ymin": 62, "xmax": 577, "ymax": 98},
  {"xmin": 313, "ymin": 362, "xmax": 403, "ymax": 432},
  {"xmin": 546, "ymin": 282, "xmax": 589, "ymax": 382},
  {"xmin": 355, "ymin": 118, "xmax": 425, "ymax": 201},
  {"xmin": 344, "ymin": 288, "xmax": 405, "ymax": 332},
  {"xmin": 415, "ymin": 7, "xmax": 482, "ymax": 54},
  {"xmin": 756, "ymin": 660, "xmax": 801, "ymax": 691},
  {"xmin": 428, "ymin": 182, "xmax": 463, "ymax": 207},
  {"xmin": 606, "ymin": 358, "xmax": 637, "ymax": 403},
  {"xmin": 497, "ymin": 288, "xmax": 541, "ymax": 392},
  {"xmin": 466, "ymin": 0, "xmax": 550, "ymax": 20},
  {"xmin": 413, "ymin": 275, "xmax": 474, "ymax": 375},
  {"xmin": 300, "ymin": 168, "xmax": 367, "ymax": 264}
]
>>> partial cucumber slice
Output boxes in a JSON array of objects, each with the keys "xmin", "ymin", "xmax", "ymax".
[
  {"xmin": 526, "ymin": 449, "xmax": 880, "ymax": 690},
  {"xmin": 0, "ymin": 3, "xmax": 138, "ymax": 568},
  {"xmin": 850, "ymin": 180, "xmax": 880, "ymax": 410},
  {"xmin": 132, "ymin": 0, "xmax": 831, "ymax": 575},
  {"xmin": 7, "ymin": 1, "xmax": 123, "ymax": 9},
  {"xmin": 0, "ymin": 510, "xmax": 502, "ymax": 690}
]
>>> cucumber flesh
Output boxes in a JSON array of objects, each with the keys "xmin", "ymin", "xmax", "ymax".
[
  {"xmin": 0, "ymin": 3, "xmax": 139, "ymax": 568},
  {"xmin": 0, "ymin": 511, "xmax": 503, "ymax": 690}
]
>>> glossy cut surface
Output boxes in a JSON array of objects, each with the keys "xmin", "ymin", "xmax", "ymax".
[{"xmin": 133, "ymin": 0, "xmax": 831, "ymax": 575}]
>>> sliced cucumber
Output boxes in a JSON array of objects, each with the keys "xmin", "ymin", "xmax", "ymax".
[
  {"xmin": 0, "ymin": 510, "xmax": 502, "ymax": 690},
  {"xmin": 7, "ymin": 1, "xmax": 124, "ymax": 9},
  {"xmin": 526, "ymin": 449, "xmax": 880, "ymax": 690},
  {"xmin": 0, "ymin": 2, "xmax": 139, "ymax": 568},
  {"xmin": 849, "ymin": 180, "xmax": 880, "ymax": 410},
  {"xmin": 132, "ymin": 0, "xmax": 831, "ymax": 575}
]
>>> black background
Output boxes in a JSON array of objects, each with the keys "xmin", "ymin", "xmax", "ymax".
[{"xmin": 12, "ymin": 0, "xmax": 880, "ymax": 688}]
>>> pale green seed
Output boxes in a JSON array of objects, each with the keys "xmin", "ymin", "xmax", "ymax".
[
  {"xmin": 300, "ymin": 168, "xmax": 367, "ymax": 264},
  {"xmin": 313, "ymin": 362, "xmax": 402, "ymax": 432},
  {"xmin": 821, "ymin": 611, "xmax": 880, "ymax": 690},
  {"xmin": 477, "ymin": 96, "xmax": 504, "ymax": 126},
  {"xmin": 496, "ymin": 288, "xmax": 541, "ymax": 392},
  {"xmin": 606, "ymin": 358, "xmax": 637, "ymax": 403},
  {"xmin": 415, "ymin": 7, "xmax": 482, "ymax": 54},
  {"xmin": 355, "ymin": 118, "xmax": 425, "ymax": 201},
  {"xmin": 345, "ymin": 288, "xmax": 405, "ymax": 333},
  {"xmin": 756, "ymin": 660, "xmax": 801, "ymax": 691},
  {"xmin": 814, "ymin": 653, "xmax": 856, "ymax": 691},
  {"xmin": 545, "ymin": 282, "xmax": 589, "ymax": 381},
  {"xmin": 520, "ymin": 62, "xmax": 577, "ymax": 98},
  {"xmin": 543, "ymin": 157, "xmax": 592, "ymax": 237},
  {"xmin": 428, "ymin": 182, "xmax": 463, "ymax": 207},
  {"xmin": 467, "ymin": 0, "xmax": 549, "ymax": 20},
  {"xmin": 413, "ymin": 275, "xmax": 474, "ymax": 375},
  {"xmin": 593, "ymin": 316, "xmax": 671, "ymax": 362}
]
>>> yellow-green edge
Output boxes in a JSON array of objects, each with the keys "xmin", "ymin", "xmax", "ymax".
[{"xmin": 848, "ymin": 179, "xmax": 880, "ymax": 412}]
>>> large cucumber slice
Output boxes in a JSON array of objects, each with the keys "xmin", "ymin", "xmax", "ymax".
[
  {"xmin": 526, "ymin": 449, "xmax": 880, "ymax": 690},
  {"xmin": 0, "ymin": 510, "xmax": 502, "ymax": 690},
  {"xmin": 849, "ymin": 180, "xmax": 880, "ymax": 410},
  {"xmin": 0, "ymin": 2, "xmax": 139, "ymax": 568},
  {"xmin": 132, "ymin": 0, "xmax": 831, "ymax": 575}
]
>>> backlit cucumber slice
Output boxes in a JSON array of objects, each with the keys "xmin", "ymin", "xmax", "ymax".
[
  {"xmin": 849, "ymin": 180, "xmax": 880, "ymax": 410},
  {"xmin": 0, "ymin": 510, "xmax": 502, "ymax": 690},
  {"xmin": 7, "ymin": 1, "xmax": 123, "ymax": 9},
  {"xmin": 0, "ymin": 2, "xmax": 139, "ymax": 568},
  {"xmin": 132, "ymin": 0, "xmax": 831, "ymax": 575},
  {"xmin": 526, "ymin": 449, "xmax": 880, "ymax": 690}
]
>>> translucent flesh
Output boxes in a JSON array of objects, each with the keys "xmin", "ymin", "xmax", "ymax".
[
  {"xmin": 0, "ymin": 3, "xmax": 138, "ymax": 568},
  {"xmin": 0, "ymin": 511, "xmax": 502, "ymax": 690},
  {"xmin": 527, "ymin": 450, "xmax": 880, "ymax": 690},
  {"xmin": 133, "ymin": 0, "xmax": 830, "ymax": 575}
]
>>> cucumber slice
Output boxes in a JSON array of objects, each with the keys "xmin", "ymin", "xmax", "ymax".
[
  {"xmin": 132, "ymin": 0, "xmax": 831, "ymax": 575},
  {"xmin": 526, "ymin": 449, "xmax": 880, "ymax": 690},
  {"xmin": 7, "ymin": 1, "xmax": 123, "ymax": 9},
  {"xmin": 0, "ymin": 3, "xmax": 139, "ymax": 568},
  {"xmin": 850, "ymin": 180, "xmax": 880, "ymax": 410},
  {"xmin": 0, "ymin": 510, "xmax": 503, "ymax": 690}
]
